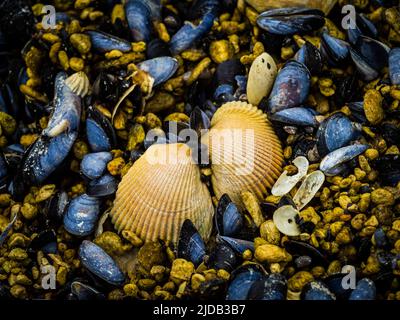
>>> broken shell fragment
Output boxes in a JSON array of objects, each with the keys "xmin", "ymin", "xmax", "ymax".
[
  {"xmin": 201, "ymin": 101, "xmax": 283, "ymax": 208},
  {"xmin": 271, "ymin": 156, "xmax": 309, "ymax": 197},
  {"xmin": 293, "ymin": 171, "xmax": 325, "ymax": 210},
  {"xmin": 110, "ymin": 143, "xmax": 214, "ymax": 244},
  {"xmin": 273, "ymin": 205, "xmax": 301, "ymax": 236},
  {"xmin": 247, "ymin": 52, "xmax": 277, "ymax": 106},
  {"xmin": 65, "ymin": 71, "xmax": 90, "ymax": 98}
]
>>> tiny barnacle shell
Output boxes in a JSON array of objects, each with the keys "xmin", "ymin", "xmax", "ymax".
[
  {"xmin": 271, "ymin": 156, "xmax": 309, "ymax": 197},
  {"xmin": 293, "ymin": 170, "xmax": 325, "ymax": 210},
  {"xmin": 273, "ymin": 205, "xmax": 301, "ymax": 236},
  {"xmin": 110, "ymin": 143, "xmax": 214, "ymax": 244},
  {"xmin": 65, "ymin": 71, "xmax": 91, "ymax": 98},
  {"xmin": 201, "ymin": 101, "xmax": 283, "ymax": 208},
  {"xmin": 247, "ymin": 52, "xmax": 277, "ymax": 106}
]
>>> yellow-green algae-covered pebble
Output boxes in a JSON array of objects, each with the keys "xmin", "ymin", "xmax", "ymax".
[
  {"xmin": 169, "ymin": 259, "xmax": 195, "ymax": 285},
  {"xmin": 255, "ymin": 244, "xmax": 292, "ymax": 264}
]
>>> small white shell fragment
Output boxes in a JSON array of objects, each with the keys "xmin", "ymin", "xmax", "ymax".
[
  {"xmin": 65, "ymin": 71, "xmax": 90, "ymax": 97},
  {"xmin": 273, "ymin": 205, "xmax": 301, "ymax": 236},
  {"xmin": 293, "ymin": 170, "xmax": 325, "ymax": 210},
  {"xmin": 247, "ymin": 52, "xmax": 277, "ymax": 106},
  {"xmin": 271, "ymin": 156, "xmax": 309, "ymax": 197}
]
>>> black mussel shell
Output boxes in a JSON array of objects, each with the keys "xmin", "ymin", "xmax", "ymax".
[
  {"xmin": 177, "ymin": 219, "xmax": 206, "ymax": 267},
  {"xmin": 28, "ymin": 229, "xmax": 57, "ymax": 255},
  {"xmin": 324, "ymin": 273, "xmax": 354, "ymax": 300},
  {"xmin": 215, "ymin": 194, "xmax": 243, "ymax": 237},
  {"xmin": 334, "ymin": 75, "xmax": 360, "ymax": 107},
  {"xmin": 380, "ymin": 123, "xmax": 400, "ymax": 146},
  {"xmin": 189, "ymin": 106, "xmax": 211, "ymax": 137},
  {"xmin": 207, "ymin": 243, "xmax": 237, "ymax": 272},
  {"xmin": 285, "ymin": 240, "xmax": 328, "ymax": 266},
  {"xmin": 71, "ymin": 281, "xmax": 106, "ymax": 300},
  {"xmin": 87, "ymin": 174, "xmax": 117, "ymax": 197},
  {"xmin": 354, "ymin": 36, "xmax": 390, "ymax": 71},
  {"xmin": 43, "ymin": 191, "xmax": 69, "ymax": 227},
  {"xmin": 226, "ymin": 263, "xmax": 266, "ymax": 300},
  {"xmin": 0, "ymin": 0, "xmax": 36, "ymax": 48},
  {"xmin": 302, "ymin": 281, "xmax": 336, "ymax": 300},
  {"xmin": 374, "ymin": 154, "xmax": 400, "ymax": 186},
  {"xmin": 146, "ymin": 38, "xmax": 171, "ymax": 59},
  {"xmin": 247, "ymin": 273, "xmax": 287, "ymax": 301},
  {"xmin": 294, "ymin": 41, "xmax": 323, "ymax": 75},
  {"xmin": 316, "ymin": 112, "xmax": 360, "ymax": 158}
]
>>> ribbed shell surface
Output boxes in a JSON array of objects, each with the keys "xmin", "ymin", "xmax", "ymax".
[
  {"xmin": 111, "ymin": 143, "xmax": 214, "ymax": 244},
  {"xmin": 202, "ymin": 101, "xmax": 283, "ymax": 208}
]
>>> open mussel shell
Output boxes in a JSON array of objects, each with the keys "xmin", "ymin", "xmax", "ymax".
[
  {"xmin": 111, "ymin": 143, "xmax": 214, "ymax": 243},
  {"xmin": 78, "ymin": 240, "xmax": 125, "ymax": 286},
  {"xmin": 226, "ymin": 263, "xmax": 266, "ymax": 300},
  {"xmin": 293, "ymin": 170, "xmax": 325, "ymax": 210},
  {"xmin": 256, "ymin": 7, "xmax": 325, "ymax": 36},
  {"xmin": 272, "ymin": 156, "xmax": 309, "ymax": 197},
  {"xmin": 201, "ymin": 101, "xmax": 283, "ymax": 208},
  {"xmin": 177, "ymin": 219, "xmax": 206, "ymax": 267},
  {"xmin": 245, "ymin": 0, "xmax": 337, "ymax": 14},
  {"xmin": 273, "ymin": 205, "xmax": 301, "ymax": 236}
]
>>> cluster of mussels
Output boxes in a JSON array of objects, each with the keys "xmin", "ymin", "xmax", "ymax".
[{"xmin": 0, "ymin": 0, "xmax": 400, "ymax": 301}]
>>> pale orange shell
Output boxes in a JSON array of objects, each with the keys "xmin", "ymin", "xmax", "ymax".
[
  {"xmin": 110, "ymin": 143, "xmax": 214, "ymax": 244},
  {"xmin": 201, "ymin": 101, "xmax": 283, "ymax": 208}
]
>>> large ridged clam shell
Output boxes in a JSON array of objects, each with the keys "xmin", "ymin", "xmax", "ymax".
[
  {"xmin": 110, "ymin": 143, "xmax": 214, "ymax": 244},
  {"xmin": 202, "ymin": 101, "xmax": 283, "ymax": 208}
]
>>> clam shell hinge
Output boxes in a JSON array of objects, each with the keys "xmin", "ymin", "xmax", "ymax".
[
  {"xmin": 110, "ymin": 143, "xmax": 214, "ymax": 244},
  {"xmin": 202, "ymin": 101, "xmax": 283, "ymax": 208}
]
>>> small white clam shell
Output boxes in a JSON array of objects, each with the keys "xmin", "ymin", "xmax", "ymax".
[
  {"xmin": 293, "ymin": 170, "xmax": 325, "ymax": 210},
  {"xmin": 247, "ymin": 52, "xmax": 277, "ymax": 106},
  {"xmin": 65, "ymin": 71, "xmax": 90, "ymax": 97},
  {"xmin": 271, "ymin": 156, "xmax": 309, "ymax": 196},
  {"xmin": 273, "ymin": 205, "xmax": 301, "ymax": 236}
]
